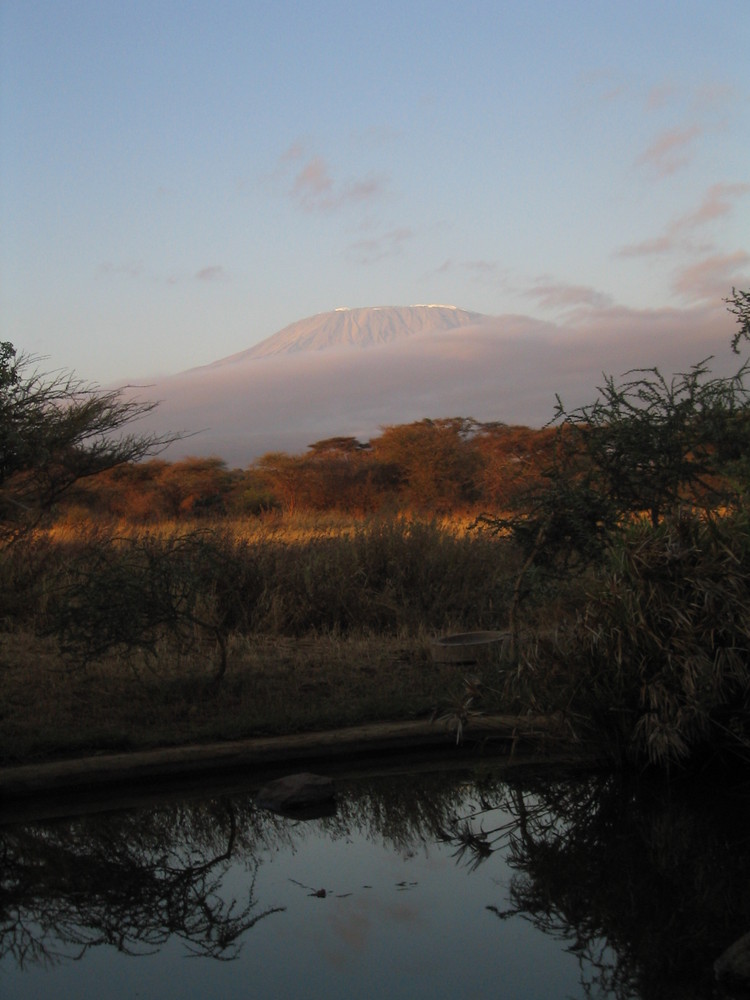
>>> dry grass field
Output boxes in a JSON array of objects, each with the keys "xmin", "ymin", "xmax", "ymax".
[{"xmin": 0, "ymin": 514, "xmax": 516, "ymax": 765}]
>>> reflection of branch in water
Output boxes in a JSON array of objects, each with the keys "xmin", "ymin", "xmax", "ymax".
[
  {"xmin": 476, "ymin": 772, "xmax": 750, "ymax": 1000},
  {"xmin": 437, "ymin": 790, "xmax": 547, "ymax": 873},
  {"xmin": 480, "ymin": 778, "xmax": 652, "ymax": 998},
  {"xmin": 439, "ymin": 819, "xmax": 502, "ymax": 872},
  {"xmin": 0, "ymin": 800, "xmax": 285, "ymax": 968}
]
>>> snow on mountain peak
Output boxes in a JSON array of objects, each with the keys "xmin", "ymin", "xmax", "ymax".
[{"xmin": 205, "ymin": 304, "xmax": 485, "ymax": 366}]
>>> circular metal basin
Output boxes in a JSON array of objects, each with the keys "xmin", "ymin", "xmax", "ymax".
[{"xmin": 430, "ymin": 630, "xmax": 510, "ymax": 664}]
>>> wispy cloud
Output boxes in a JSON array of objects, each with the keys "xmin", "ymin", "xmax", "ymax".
[
  {"xmin": 636, "ymin": 76, "xmax": 735, "ymax": 175},
  {"xmin": 421, "ymin": 258, "xmax": 506, "ymax": 286},
  {"xmin": 672, "ymin": 251, "xmax": 750, "ymax": 303},
  {"xmin": 644, "ymin": 78, "xmax": 736, "ymax": 116},
  {"xmin": 292, "ymin": 157, "xmax": 387, "ymax": 211},
  {"xmin": 692, "ymin": 81, "xmax": 737, "ymax": 113},
  {"xmin": 342, "ymin": 175, "xmax": 387, "ymax": 204},
  {"xmin": 345, "ymin": 227, "xmax": 413, "ymax": 264},
  {"xmin": 102, "ymin": 261, "xmax": 230, "ymax": 285},
  {"xmin": 428, "ymin": 258, "xmax": 454, "ymax": 276},
  {"xmin": 100, "ymin": 261, "xmax": 145, "ymax": 279},
  {"xmin": 617, "ymin": 235, "xmax": 674, "ymax": 258},
  {"xmin": 292, "ymin": 156, "xmax": 335, "ymax": 209},
  {"xmin": 195, "ymin": 265, "xmax": 228, "ymax": 282},
  {"xmin": 279, "ymin": 140, "xmax": 307, "ymax": 163},
  {"xmin": 645, "ymin": 82, "xmax": 679, "ymax": 111},
  {"xmin": 636, "ymin": 124, "xmax": 703, "ymax": 176},
  {"xmin": 464, "ymin": 260, "xmax": 505, "ymax": 283},
  {"xmin": 679, "ymin": 182, "xmax": 750, "ymax": 229},
  {"xmin": 278, "ymin": 142, "xmax": 388, "ymax": 213},
  {"xmin": 526, "ymin": 281, "xmax": 614, "ymax": 312},
  {"xmin": 577, "ymin": 68, "xmax": 625, "ymax": 104},
  {"xmin": 617, "ymin": 182, "xmax": 750, "ymax": 258}
]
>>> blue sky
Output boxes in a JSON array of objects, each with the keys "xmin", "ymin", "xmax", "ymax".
[{"xmin": 1, "ymin": 0, "xmax": 749, "ymax": 384}]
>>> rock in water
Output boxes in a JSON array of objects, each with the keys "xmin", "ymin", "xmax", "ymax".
[
  {"xmin": 715, "ymin": 930, "xmax": 750, "ymax": 987},
  {"xmin": 256, "ymin": 772, "xmax": 335, "ymax": 813}
]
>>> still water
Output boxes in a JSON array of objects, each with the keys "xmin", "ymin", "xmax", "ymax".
[{"xmin": 2, "ymin": 758, "xmax": 749, "ymax": 999}]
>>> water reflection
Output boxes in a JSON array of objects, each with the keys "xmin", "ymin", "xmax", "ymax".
[
  {"xmin": 454, "ymin": 772, "xmax": 750, "ymax": 999},
  {"xmin": 1, "ymin": 798, "xmax": 285, "ymax": 967},
  {"xmin": 2, "ymin": 763, "xmax": 750, "ymax": 999}
]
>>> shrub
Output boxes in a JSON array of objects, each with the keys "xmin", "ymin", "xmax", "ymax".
[
  {"xmin": 517, "ymin": 511, "xmax": 750, "ymax": 768},
  {"xmin": 48, "ymin": 531, "xmax": 252, "ymax": 684}
]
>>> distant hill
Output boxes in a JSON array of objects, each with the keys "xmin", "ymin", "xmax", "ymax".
[{"xmin": 201, "ymin": 305, "xmax": 486, "ymax": 365}]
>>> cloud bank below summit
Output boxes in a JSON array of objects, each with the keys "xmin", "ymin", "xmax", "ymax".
[{"xmin": 136, "ymin": 302, "xmax": 742, "ymax": 467}]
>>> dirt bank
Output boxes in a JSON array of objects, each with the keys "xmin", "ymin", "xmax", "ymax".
[{"xmin": 0, "ymin": 714, "xmax": 574, "ymax": 802}]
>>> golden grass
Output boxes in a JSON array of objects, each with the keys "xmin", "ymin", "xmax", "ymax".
[
  {"xmin": 42, "ymin": 508, "xmax": 487, "ymax": 544},
  {"xmin": 0, "ymin": 510, "xmax": 522, "ymax": 765}
]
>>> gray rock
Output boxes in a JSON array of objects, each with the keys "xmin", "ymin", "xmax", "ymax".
[
  {"xmin": 256, "ymin": 772, "xmax": 335, "ymax": 814},
  {"xmin": 715, "ymin": 930, "xmax": 750, "ymax": 986}
]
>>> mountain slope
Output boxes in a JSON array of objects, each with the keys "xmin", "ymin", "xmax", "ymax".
[
  {"xmin": 135, "ymin": 302, "xmax": 736, "ymax": 468},
  {"xmin": 204, "ymin": 304, "xmax": 486, "ymax": 365}
]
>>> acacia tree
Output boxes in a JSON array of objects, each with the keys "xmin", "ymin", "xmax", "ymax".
[
  {"xmin": 478, "ymin": 290, "xmax": 750, "ymax": 650},
  {"xmin": 728, "ymin": 285, "xmax": 750, "ymax": 353},
  {"xmin": 372, "ymin": 418, "xmax": 481, "ymax": 510},
  {"xmin": 551, "ymin": 353, "xmax": 750, "ymax": 529},
  {"xmin": 0, "ymin": 342, "xmax": 171, "ymax": 539},
  {"xmin": 484, "ymin": 292, "xmax": 750, "ymax": 565}
]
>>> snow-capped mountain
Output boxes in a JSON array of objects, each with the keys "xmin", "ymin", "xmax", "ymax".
[
  {"xmin": 133, "ymin": 301, "xmax": 736, "ymax": 467},
  {"xmin": 200, "ymin": 305, "xmax": 486, "ymax": 365}
]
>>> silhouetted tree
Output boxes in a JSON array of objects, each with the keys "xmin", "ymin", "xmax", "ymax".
[{"xmin": 0, "ymin": 343, "xmax": 172, "ymax": 539}]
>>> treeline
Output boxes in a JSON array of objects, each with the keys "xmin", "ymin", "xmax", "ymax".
[{"xmin": 60, "ymin": 418, "xmax": 558, "ymax": 522}]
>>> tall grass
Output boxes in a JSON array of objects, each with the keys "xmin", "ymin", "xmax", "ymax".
[
  {"xmin": 507, "ymin": 509, "xmax": 750, "ymax": 769},
  {"xmin": 244, "ymin": 517, "xmax": 516, "ymax": 634},
  {"xmin": 11, "ymin": 514, "xmax": 518, "ymax": 640},
  {"xmin": 0, "ymin": 514, "xmax": 521, "ymax": 762}
]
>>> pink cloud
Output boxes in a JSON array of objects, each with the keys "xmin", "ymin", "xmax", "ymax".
[
  {"xmin": 578, "ymin": 68, "xmax": 625, "ymax": 103},
  {"xmin": 616, "ymin": 182, "xmax": 750, "ymax": 258},
  {"xmin": 645, "ymin": 82, "xmax": 679, "ymax": 111},
  {"xmin": 637, "ymin": 124, "xmax": 703, "ymax": 176},
  {"xmin": 679, "ymin": 182, "xmax": 750, "ymax": 229},
  {"xmin": 284, "ymin": 148, "xmax": 387, "ymax": 213},
  {"xmin": 617, "ymin": 235, "xmax": 674, "ymax": 258},
  {"xmin": 279, "ymin": 140, "xmax": 306, "ymax": 162},
  {"xmin": 195, "ymin": 265, "xmax": 227, "ymax": 281},
  {"xmin": 526, "ymin": 282, "xmax": 614, "ymax": 311},
  {"xmin": 343, "ymin": 176, "xmax": 384, "ymax": 202},
  {"xmin": 345, "ymin": 227, "xmax": 413, "ymax": 264},
  {"xmin": 692, "ymin": 81, "xmax": 737, "ymax": 113},
  {"xmin": 292, "ymin": 156, "xmax": 335, "ymax": 209},
  {"xmin": 672, "ymin": 251, "xmax": 750, "ymax": 303}
]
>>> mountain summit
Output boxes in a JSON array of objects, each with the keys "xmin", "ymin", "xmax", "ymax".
[
  {"xmin": 205, "ymin": 304, "xmax": 486, "ymax": 365},
  {"xmin": 140, "ymin": 301, "xmax": 734, "ymax": 468}
]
